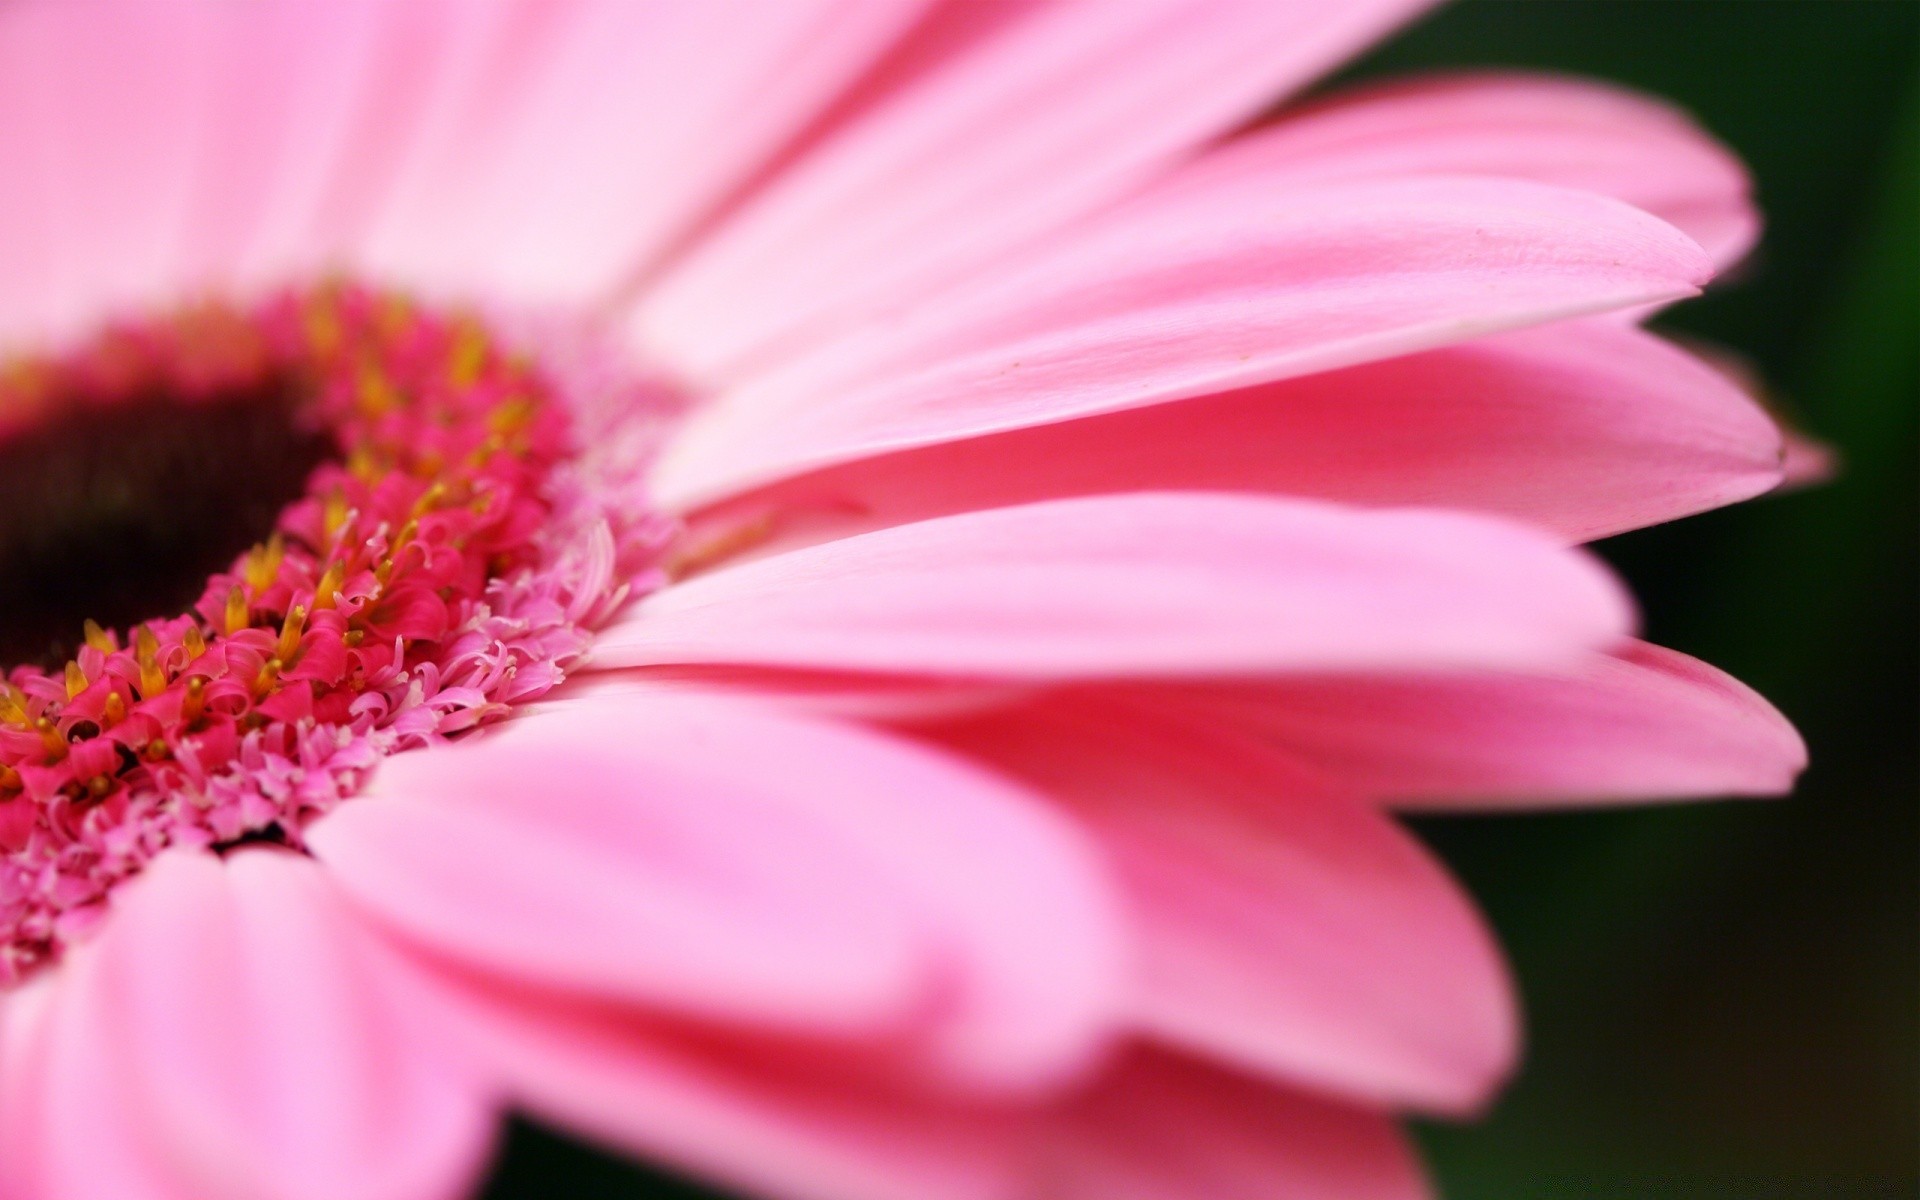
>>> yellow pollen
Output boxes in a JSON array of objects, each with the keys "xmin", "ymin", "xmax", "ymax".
[
  {"xmin": 182, "ymin": 677, "xmax": 206, "ymax": 725},
  {"xmin": 322, "ymin": 488, "xmax": 351, "ymax": 541},
  {"xmin": 0, "ymin": 685, "xmax": 29, "ymax": 727},
  {"xmin": 312, "ymin": 561, "xmax": 346, "ymax": 610},
  {"xmin": 183, "ymin": 626, "xmax": 207, "ymax": 659},
  {"xmin": 277, "ymin": 605, "xmax": 307, "ymax": 661},
  {"xmin": 409, "ymin": 482, "xmax": 447, "ymax": 519},
  {"xmin": 0, "ymin": 763, "xmax": 19, "ymax": 791},
  {"xmin": 102, "ymin": 692, "xmax": 126, "ymax": 726},
  {"xmin": 144, "ymin": 739, "xmax": 169, "ymax": 762},
  {"xmin": 63, "ymin": 661, "xmax": 87, "ymax": 700},
  {"xmin": 34, "ymin": 718, "xmax": 64, "ymax": 759},
  {"xmin": 343, "ymin": 629, "xmax": 366, "ymax": 648},
  {"xmin": 224, "ymin": 587, "xmax": 251, "ymax": 635},
  {"xmin": 252, "ymin": 658, "xmax": 282, "ymax": 698},
  {"xmin": 86, "ymin": 774, "xmax": 112, "ymax": 800},
  {"xmin": 245, "ymin": 534, "xmax": 286, "ymax": 592},
  {"xmin": 82, "ymin": 619, "xmax": 115, "ymax": 654}
]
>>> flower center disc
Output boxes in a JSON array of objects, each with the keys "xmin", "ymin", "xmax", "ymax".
[{"xmin": 0, "ymin": 285, "xmax": 671, "ymax": 985}]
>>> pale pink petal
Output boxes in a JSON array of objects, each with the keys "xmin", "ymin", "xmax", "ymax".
[
  {"xmin": 357, "ymin": 0, "xmax": 927, "ymax": 305},
  {"xmin": 1173, "ymin": 641, "xmax": 1806, "ymax": 808},
  {"xmin": 1169, "ymin": 71, "xmax": 1757, "ymax": 266},
  {"xmin": 1040, "ymin": 1047, "xmax": 1430, "ymax": 1200},
  {"xmin": 311, "ymin": 689, "xmax": 1125, "ymax": 1088},
  {"xmin": 933, "ymin": 694, "xmax": 1515, "ymax": 1114},
  {"xmin": 414, "ymin": 969, "xmax": 1030, "ymax": 1200},
  {"xmin": 685, "ymin": 320, "xmax": 1784, "ymax": 550},
  {"xmin": 0, "ymin": 957, "xmax": 195, "ymax": 1200},
  {"xmin": 0, "ymin": 852, "xmax": 493, "ymax": 1200},
  {"xmin": 0, "ymin": 3, "xmax": 219, "ymax": 349},
  {"xmin": 591, "ymin": 493, "xmax": 1634, "ymax": 680},
  {"xmin": 633, "ymin": 0, "xmax": 1436, "ymax": 382},
  {"xmin": 650, "ymin": 177, "xmax": 1713, "ymax": 509}
]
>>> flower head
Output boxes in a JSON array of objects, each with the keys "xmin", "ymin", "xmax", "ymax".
[{"xmin": 0, "ymin": 4, "xmax": 1804, "ymax": 1200}]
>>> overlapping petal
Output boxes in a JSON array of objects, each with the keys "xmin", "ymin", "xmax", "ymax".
[
  {"xmin": 311, "ymin": 688, "xmax": 1126, "ymax": 1089},
  {"xmin": 933, "ymin": 694, "xmax": 1515, "ymax": 1114},
  {"xmin": 684, "ymin": 319, "xmax": 1784, "ymax": 550},
  {"xmin": 593, "ymin": 493, "xmax": 1633, "ymax": 679},
  {"xmin": 650, "ymin": 176, "xmax": 1713, "ymax": 509},
  {"xmin": 635, "ymin": 0, "xmax": 1437, "ymax": 383}
]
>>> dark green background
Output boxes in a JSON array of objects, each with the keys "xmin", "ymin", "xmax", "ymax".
[{"xmin": 483, "ymin": 4, "xmax": 1920, "ymax": 1197}]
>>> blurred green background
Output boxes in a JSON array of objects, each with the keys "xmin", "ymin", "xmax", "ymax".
[{"xmin": 482, "ymin": 3, "xmax": 1920, "ymax": 1197}]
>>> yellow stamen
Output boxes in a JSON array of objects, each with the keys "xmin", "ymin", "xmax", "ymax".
[
  {"xmin": 224, "ymin": 586, "xmax": 250, "ymax": 635},
  {"xmin": 277, "ymin": 605, "xmax": 307, "ymax": 661},
  {"xmin": 244, "ymin": 533, "xmax": 286, "ymax": 592},
  {"xmin": 183, "ymin": 626, "xmax": 207, "ymax": 658},
  {"xmin": 82, "ymin": 619, "xmax": 115, "ymax": 654},
  {"xmin": 102, "ymin": 692, "xmax": 126, "ymax": 726},
  {"xmin": 63, "ymin": 661, "xmax": 87, "ymax": 700},
  {"xmin": 312, "ymin": 561, "xmax": 346, "ymax": 611},
  {"xmin": 182, "ymin": 677, "xmax": 207, "ymax": 725}
]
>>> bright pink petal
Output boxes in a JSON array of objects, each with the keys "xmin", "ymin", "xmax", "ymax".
[
  {"xmin": 1041, "ymin": 1047, "xmax": 1430, "ymax": 1200},
  {"xmin": 17, "ymin": 850, "xmax": 493, "ymax": 1200},
  {"xmin": 934, "ymin": 694, "xmax": 1515, "ymax": 1114},
  {"xmin": 1175, "ymin": 641, "xmax": 1806, "ymax": 808},
  {"xmin": 416, "ymin": 970, "xmax": 1030, "ymax": 1200},
  {"xmin": 687, "ymin": 320, "xmax": 1784, "ymax": 550},
  {"xmin": 356, "ymin": 0, "xmax": 926, "ymax": 305},
  {"xmin": 651, "ymin": 177, "xmax": 1713, "ymax": 509},
  {"xmin": 591, "ymin": 493, "xmax": 1634, "ymax": 680},
  {"xmin": 1171, "ymin": 71, "xmax": 1757, "ymax": 266},
  {"xmin": 311, "ymin": 689, "xmax": 1125, "ymax": 1088},
  {"xmin": 635, "ymin": 0, "xmax": 1434, "ymax": 383}
]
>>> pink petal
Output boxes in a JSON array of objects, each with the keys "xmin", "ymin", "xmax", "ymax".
[
  {"xmin": 415, "ymin": 970, "xmax": 1029, "ymax": 1200},
  {"xmin": 635, "ymin": 0, "xmax": 1435, "ymax": 383},
  {"xmin": 0, "ymin": 956, "xmax": 196, "ymax": 1200},
  {"xmin": 1174, "ymin": 641, "xmax": 1806, "ymax": 808},
  {"xmin": 311, "ymin": 688, "xmax": 1125, "ymax": 1087},
  {"xmin": 933, "ymin": 694, "xmax": 1515, "ymax": 1114},
  {"xmin": 686, "ymin": 319, "xmax": 1784, "ymax": 550},
  {"xmin": 1171, "ymin": 71, "xmax": 1758, "ymax": 267},
  {"xmin": 18, "ymin": 850, "xmax": 493, "ymax": 1200},
  {"xmin": 651, "ymin": 177, "xmax": 1714, "ymax": 509},
  {"xmin": 355, "ymin": 0, "xmax": 926, "ymax": 305},
  {"xmin": 591, "ymin": 493, "xmax": 1634, "ymax": 680},
  {"xmin": 0, "ymin": 3, "xmax": 218, "ymax": 349},
  {"xmin": 1040, "ymin": 1047, "xmax": 1430, "ymax": 1200}
]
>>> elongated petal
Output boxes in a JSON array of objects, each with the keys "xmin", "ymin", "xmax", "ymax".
[
  {"xmin": 312, "ymin": 689, "xmax": 1125, "ymax": 1087},
  {"xmin": 687, "ymin": 320, "xmax": 1783, "ymax": 549},
  {"xmin": 651, "ymin": 177, "xmax": 1713, "ymax": 509},
  {"xmin": 592, "ymin": 493, "xmax": 1633, "ymax": 680},
  {"xmin": 635, "ymin": 0, "xmax": 1434, "ymax": 382},
  {"xmin": 359, "ymin": 0, "xmax": 928, "ymax": 304},
  {"xmin": 934, "ymin": 694, "xmax": 1514, "ymax": 1113},
  {"xmin": 1171, "ymin": 71, "xmax": 1757, "ymax": 266},
  {"xmin": 1041, "ymin": 1048, "xmax": 1430, "ymax": 1200},
  {"xmin": 421, "ymin": 971, "xmax": 1029, "ymax": 1200},
  {"xmin": 1173, "ymin": 641, "xmax": 1806, "ymax": 808},
  {"xmin": 36, "ymin": 850, "xmax": 493, "ymax": 1200}
]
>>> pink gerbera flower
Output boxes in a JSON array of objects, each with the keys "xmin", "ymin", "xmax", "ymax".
[{"xmin": 0, "ymin": 3, "xmax": 1806, "ymax": 1199}]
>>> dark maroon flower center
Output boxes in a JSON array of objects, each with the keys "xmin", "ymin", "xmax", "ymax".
[{"xmin": 0, "ymin": 372, "xmax": 332, "ymax": 669}]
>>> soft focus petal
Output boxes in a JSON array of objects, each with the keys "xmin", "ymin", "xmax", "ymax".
[
  {"xmin": 312, "ymin": 688, "xmax": 1126, "ymax": 1088},
  {"xmin": 686, "ymin": 320, "xmax": 1784, "ymax": 550},
  {"xmin": 591, "ymin": 493, "xmax": 1634, "ymax": 679},
  {"xmin": 0, "ymin": 3, "xmax": 218, "ymax": 349},
  {"xmin": 651, "ymin": 177, "xmax": 1713, "ymax": 509},
  {"xmin": 1170, "ymin": 71, "xmax": 1757, "ymax": 266},
  {"xmin": 416, "ymin": 971, "xmax": 1029, "ymax": 1200},
  {"xmin": 359, "ymin": 0, "xmax": 928, "ymax": 305},
  {"xmin": 1171, "ymin": 641, "xmax": 1806, "ymax": 808},
  {"xmin": 933, "ymin": 694, "xmax": 1515, "ymax": 1114},
  {"xmin": 1040, "ymin": 1047, "xmax": 1430, "ymax": 1200},
  {"xmin": 635, "ymin": 0, "xmax": 1435, "ymax": 382},
  {"xmin": 7, "ymin": 850, "xmax": 493, "ymax": 1200}
]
